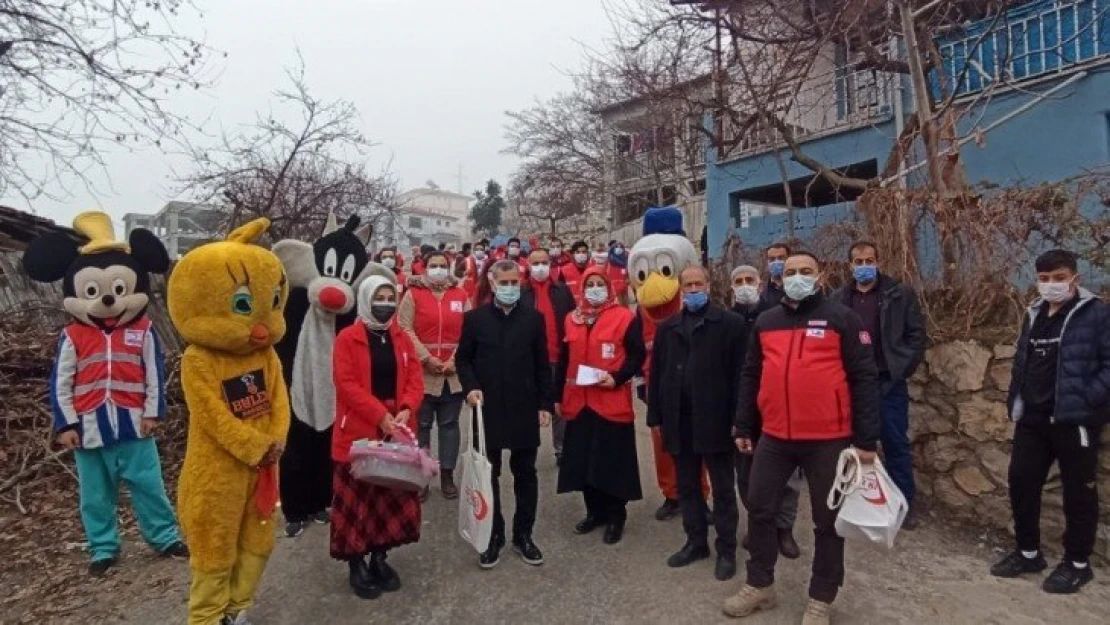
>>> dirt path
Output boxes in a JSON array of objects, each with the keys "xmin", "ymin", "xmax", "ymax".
[{"xmin": 19, "ymin": 424, "xmax": 1110, "ymax": 624}]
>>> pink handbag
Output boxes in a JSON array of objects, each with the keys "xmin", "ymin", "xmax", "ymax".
[{"xmin": 348, "ymin": 424, "xmax": 440, "ymax": 492}]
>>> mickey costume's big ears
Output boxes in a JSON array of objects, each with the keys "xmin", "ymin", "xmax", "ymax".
[{"xmin": 21, "ymin": 211, "xmax": 171, "ymax": 283}]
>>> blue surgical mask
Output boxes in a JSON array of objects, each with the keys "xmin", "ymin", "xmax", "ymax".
[
  {"xmin": 585, "ymin": 286, "xmax": 609, "ymax": 306},
  {"xmin": 495, "ymin": 284, "xmax": 521, "ymax": 306},
  {"xmin": 784, "ymin": 275, "xmax": 818, "ymax": 301},
  {"xmin": 683, "ymin": 290, "xmax": 709, "ymax": 312},
  {"xmin": 768, "ymin": 260, "xmax": 785, "ymax": 278},
  {"xmin": 853, "ymin": 265, "xmax": 877, "ymax": 284}
]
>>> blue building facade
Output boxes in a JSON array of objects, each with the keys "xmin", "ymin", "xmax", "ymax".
[{"xmin": 706, "ymin": 0, "xmax": 1110, "ymax": 260}]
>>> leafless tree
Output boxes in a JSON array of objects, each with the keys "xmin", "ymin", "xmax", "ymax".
[
  {"xmin": 176, "ymin": 58, "xmax": 397, "ymax": 241},
  {"xmin": 0, "ymin": 0, "xmax": 214, "ymax": 204}
]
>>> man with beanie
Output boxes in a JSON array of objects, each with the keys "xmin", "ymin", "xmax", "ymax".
[{"xmin": 730, "ymin": 264, "xmax": 802, "ymax": 559}]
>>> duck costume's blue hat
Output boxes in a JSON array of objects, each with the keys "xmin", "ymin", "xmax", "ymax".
[{"xmin": 643, "ymin": 206, "xmax": 685, "ymax": 237}]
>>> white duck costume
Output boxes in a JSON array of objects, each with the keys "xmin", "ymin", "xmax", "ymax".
[{"xmin": 627, "ymin": 206, "xmax": 706, "ymax": 506}]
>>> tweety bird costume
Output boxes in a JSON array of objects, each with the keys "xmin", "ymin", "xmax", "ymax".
[{"xmin": 168, "ymin": 218, "xmax": 291, "ymax": 625}]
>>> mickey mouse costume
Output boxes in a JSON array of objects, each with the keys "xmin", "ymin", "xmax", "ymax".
[{"xmin": 23, "ymin": 211, "xmax": 187, "ymax": 576}]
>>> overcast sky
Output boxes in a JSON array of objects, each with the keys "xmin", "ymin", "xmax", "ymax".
[{"xmin": 9, "ymin": 0, "xmax": 615, "ymax": 227}]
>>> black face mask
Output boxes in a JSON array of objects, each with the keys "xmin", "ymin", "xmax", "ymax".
[{"xmin": 370, "ymin": 304, "xmax": 396, "ymax": 323}]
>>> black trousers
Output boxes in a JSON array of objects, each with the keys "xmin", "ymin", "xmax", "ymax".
[
  {"xmin": 279, "ymin": 418, "xmax": 333, "ymax": 522},
  {"xmin": 1009, "ymin": 421, "xmax": 1102, "ymax": 563},
  {"xmin": 584, "ymin": 485, "xmax": 627, "ymax": 523},
  {"xmin": 746, "ymin": 436, "xmax": 849, "ymax": 604},
  {"xmin": 488, "ymin": 446, "xmax": 539, "ymax": 540},
  {"xmin": 675, "ymin": 450, "xmax": 738, "ymax": 557}
]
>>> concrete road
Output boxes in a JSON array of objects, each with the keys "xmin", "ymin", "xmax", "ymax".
[{"xmin": 123, "ymin": 422, "xmax": 1109, "ymax": 625}]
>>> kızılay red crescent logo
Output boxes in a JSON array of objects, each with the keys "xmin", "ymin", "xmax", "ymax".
[
  {"xmin": 467, "ymin": 488, "xmax": 489, "ymax": 521},
  {"xmin": 860, "ymin": 472, "xmax": 888, "ymax": 505}
]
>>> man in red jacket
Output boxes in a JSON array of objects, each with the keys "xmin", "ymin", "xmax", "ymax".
[{"xmin": 724, "ymin": 252, "xmax": 880, "ymax": 624}]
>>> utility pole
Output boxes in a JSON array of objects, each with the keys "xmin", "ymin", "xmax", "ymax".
[{"xmin": 455, "ymin": 163, "xmax": 465, "ymax": 195}]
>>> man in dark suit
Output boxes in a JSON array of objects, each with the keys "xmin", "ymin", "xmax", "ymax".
[
  {"xmin": 648, "ymin": 265, "xmax": 748, "ymax": 582},
  {"xmin": 457, "ymin": 259, "xmax": 554, "ymax": 570}
]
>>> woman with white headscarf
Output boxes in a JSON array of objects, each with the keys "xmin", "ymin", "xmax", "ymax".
[{"xmin": 330, "ymin": 276, "xmax": 425, "ymax": 600}]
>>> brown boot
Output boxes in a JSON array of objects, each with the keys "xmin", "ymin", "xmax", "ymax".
[
  {"xmin": 722, "ymin": 584, "xmax": 776, "ymax": 618},
  {"xmin": 441, "ymin": 470, "xmax": 458, "ymax": 500}
]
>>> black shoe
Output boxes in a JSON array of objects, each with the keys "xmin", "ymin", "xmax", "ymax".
[
  {"xmin": 368, "ymin": 552, "xmax": 401, "ymax": 592},
  {"xmin": 88, "ymin": 557, "xmax": 117, "ymax": 577},
  {"xmin": 902, "ymin": 505, "xmax": 920, "ymax": 531},
  {"xmin": 1042, "ymin": 561, "xmax": 1094, "ymax": 594},
  {"xmin": 603, "ymin": 520, "xmax": 625, "ymax": 545},
  {"xmin": 160, "ymin": 541, "xmax": 190, "ymax": 559},
  {"xmin": 655, "ymin": 499, "xmax": 680, "ymax": 521},
  {"xmin": 990, "ymin": 549, "xmax": 1048, "ymax": 578},
  {"xmin": 512, "ymin": 535, "xmax": 544, "ymax": 566},
  {"xmin": 715, "ymin": 553, "xmax": 737, "ymax": 581},
  {"xmin": 284, "ymin": 520, "xmax": 306, "ymax": 538},
  {"xmin": 479, "ymin": 534, "xmax": 505, "ymax": 570},
  {"xmin": 314, "ymin": 509, "xmax": 331, "ymax": 524},
  {"xmin": 348, "ymin": 558, "xmax": 381, "ymax": 599},
  {"xmin": 574, "ymin": 515, "xmax": 605, "ymax": 535},
  {"xmin": 667, "ymin": 542, "xmax": 710, "ymax": 568},
  {"xmin": 777, "ymin": 529, "xmax": 801, "ymax": 559}
]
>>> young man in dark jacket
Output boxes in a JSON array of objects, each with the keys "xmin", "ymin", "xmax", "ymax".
[
  {"xmin": 725, "ymin": 251, "xmax": 880, "ymax": 624},
  {"xmin": 457, "ymin": 260, "xmax": 555, "ymax": 570},
  {"xmin": 830, "ymin": 242, "xmax": 927, "ymax": 528},
  {"xmin": 648, "ymin": 265, "xmax": 748, "ymax": 582},
  {"xmin": 990, "ymin": 249, "xmax": 1110, "ymax": 594},
  {"xmin": 730, "ymin": 264, "xmax": 802, "ymax": 559},
  {"xmin": 520, "ymin": 247, "xmax": 575, "ymax": 464}
]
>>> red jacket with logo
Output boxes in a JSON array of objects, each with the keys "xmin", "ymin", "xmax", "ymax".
[
  {"xmin": 559, "ymin": 306, "xmax": 645, "ymax": 424},
  {"xmin": 331, "ymin": 321, "xmax": 424, "ymax": 462},
  {"xmin": 409, "ymin": 284, "xmax": 468, "ymax": 362},
  {"xmin": 736, "ymin": 294, "xmax": 880, "ymax": 450}
]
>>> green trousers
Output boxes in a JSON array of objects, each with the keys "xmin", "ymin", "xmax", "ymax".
[{"xmin": 74, "ymin": 437, "xmax": 181, "ymax": 561}]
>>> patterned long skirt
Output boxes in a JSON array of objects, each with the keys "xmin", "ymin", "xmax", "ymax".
[{"xmin": 329, "ymin": 462, "xmax": 421, "ymax": 559}]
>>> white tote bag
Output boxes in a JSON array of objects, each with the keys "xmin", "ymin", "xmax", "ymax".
[
  {"xmin": 458, "ymin": 403, "xmax": 495, "ymax": 553},
  {"xmin": 827, "ymin": 448, "xmax": 908, "ymax": 549}
]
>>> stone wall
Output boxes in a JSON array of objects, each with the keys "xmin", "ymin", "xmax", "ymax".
[{"xmin": 909, "ymin": 340, "xmax": 1110, "ymax": 561}]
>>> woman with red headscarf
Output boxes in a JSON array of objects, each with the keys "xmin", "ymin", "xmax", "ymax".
[{"xmin": 555, "ymin": 267, "xmax": 646, "ymax": 545}]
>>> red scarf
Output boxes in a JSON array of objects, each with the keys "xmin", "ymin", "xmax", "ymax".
[{"xmin": 530, "ymin": 278, "xmax": 559, "ymax": 363}]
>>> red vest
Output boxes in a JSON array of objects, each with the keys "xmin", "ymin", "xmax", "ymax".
[
  {"xmin": 66, "ymin": 317, "xmax": 151, "ymax": 414},
  {"xmin": 561, "ymin": 307, "xmax": 636, "ymax": 424},
  {"xmin": 461, "ymin": 256, "xmax": 480, "ymax": 303},
  {"xmin": 409, "ymin": 285, "xmax": 467, "ymax": 361}
]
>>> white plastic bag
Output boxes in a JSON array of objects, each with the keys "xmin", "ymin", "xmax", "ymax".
[
  {"xmin": 827, "ymin": 448, "xmax": 907, "ymax": 549},
  {"xmin": 458, "ymin": 403, "xmax": 495, "ymax": 553}
]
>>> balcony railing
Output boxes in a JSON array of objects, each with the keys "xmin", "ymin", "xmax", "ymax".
[
  {"xmin": 720, "ymin": 65, "xmax": 895, "ymax": 159},
  {"xmin": 936, "ymin": 0, "xmax": 1110, "ymax": 97}
]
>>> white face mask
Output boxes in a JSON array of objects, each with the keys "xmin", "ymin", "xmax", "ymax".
[
  {"xmin": 381, "ymin": 257, "xmax": 396, "ymax": 269},
  {"xmin": 507, "ymin": 246, "xmax": 521, "ymax": 258},
  {"xmin": 592, "ymin": 253, "xmax": 608, "ymax": 264},
  {"xmin": 550, "ymin": 247, "xmax": 562, "ymax": 257},
  {"xmin": 426, "ymin": 267, "xmax": 450, "ymax": 283},
  {"xmin": 474, "ymin": 250, "xmax": 487, "ymax": 260},
  {"xmin": 1037, "ymin": 280, "xmax": 1074, "ymax": 303},
  {"xmin": 613, "ymin": 246, "xmax": 625, "ymax": 256},
  {"xmin": 733, "ymin": 285, "xmax": 760, "ymax": 306},
  {"xmin": 784, "ymin": 275, "xmax": 818, "ymax": 301},
  {"xmin": 574, "ymin": 252, "xmax": 588, "ymax": 265},
  {"xmin": 530, "ymin": 264, "xmax": 550, "ymax": 281},
  {"xmin": 585, "ymin": 286, "xmax": 609, "ymax": 306}
]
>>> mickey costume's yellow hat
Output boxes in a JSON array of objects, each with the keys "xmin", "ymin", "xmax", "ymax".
[{"xmin": 72, "ymin": 210, "xmax": 129, "ymax": 255}]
